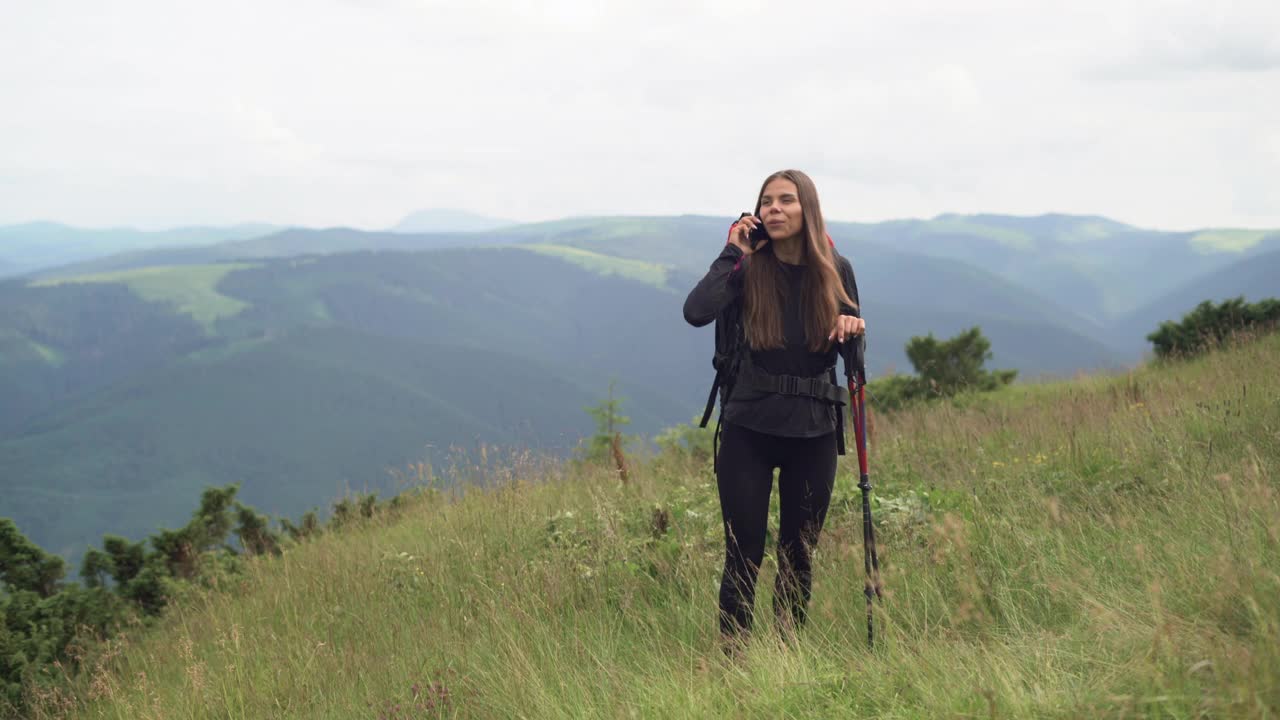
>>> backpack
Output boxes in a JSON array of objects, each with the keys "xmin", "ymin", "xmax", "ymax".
[{"xmin": 698, "ymin": 243, "xmax": 864, "ymax": 471}]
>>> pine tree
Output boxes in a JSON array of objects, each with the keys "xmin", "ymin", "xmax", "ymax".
[{"xmin": 581, "ymin": 380, "xmax": 631, "ymax": 465}]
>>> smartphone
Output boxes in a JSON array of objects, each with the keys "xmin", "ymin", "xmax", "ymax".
[{"xmin": 748, "ymin": 217, "xmax": 769, "ymax": 249}]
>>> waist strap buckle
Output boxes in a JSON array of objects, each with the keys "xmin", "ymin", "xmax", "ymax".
[{"xmin": 779, "ymin": 375, "xmax": 800, "ymax": 395}]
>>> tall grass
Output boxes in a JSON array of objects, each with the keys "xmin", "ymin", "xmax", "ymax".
[{"xmin": 44, "ymin": 335, "xmax": 1280, "ymax": 719}]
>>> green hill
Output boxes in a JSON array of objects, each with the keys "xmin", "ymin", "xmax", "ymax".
[
  {"xmin": 48, "ymin": 332, "xmax": 1280, "ymax": 718},
  {"xmin": 20, "ymin": 212, "xmax": 1278, "ymax": 344},
  {"xmin": 30, "ymin": 263, "xmax": 260, "ymax": 333},
  {"xmin": 522, "ymin": 243, "xmax": 670, "ymax": 288},
  {"xmin": 1115, "ymin": 248, "xmax": 1280, "ymax": 354},
  {"xmin": 836, "ymin": 213, "xmax": 1280, "ymax": 323},
  {"xmin": 25, "ymin": 227, "xmax": 506, "ymax": 279},
  {"xmin": 1, "ymin": 248, "xmax": 704, "ymax": 431},
  {"xmin": 835, "ymin": 248, "xmax": 1118, "ymax": 375},
  {"xmin": 0, "ymin": 278, "xmax": 214, "ymax": 436},
  {"xmin": 0, "ymin": 248, "xmax": 716, "ymax": 559},
  {"xmin": 221, "ymin": 212, "xmax": 1268, "ymax": 370},
  {"xmin": 419, "ymin": 213, "xmax": 1123, "ymax": 371},
  {"xmin": 38, "ymin": 211, "xmax": 1273, "ymax": 368},
  {"xmin": 0, "ymin": 325, "xmax": 611, "ymax": 561}
]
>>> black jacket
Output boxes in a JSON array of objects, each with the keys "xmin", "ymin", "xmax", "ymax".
[{"xmin": 684, "ymin": 241, "xmax": 861, "ymax": 438}]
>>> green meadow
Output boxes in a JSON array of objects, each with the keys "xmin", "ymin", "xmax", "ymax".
[
  {"xmin": 33, "ymin": 263, "xmax": 259, "ymax": 333},
  {"xmin": 1190, "ymin": 230, "xmax": 1272, "ymax": 254},
  {"xmin": 27, "ymin": 333, "xmax": 1280, "ymax": 719},
  {"xmin": 521, "ymin": 244, "xmax": 671, "ymax": 289}
]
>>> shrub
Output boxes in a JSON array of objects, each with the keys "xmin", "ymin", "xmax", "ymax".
[
  {"xmin": 1148, "ymin": 296, "xmax": 1280, "ymax": 359},
  {"xmin": 868, "ymin": 327, "xmax": 1016, "ymax": 411}
]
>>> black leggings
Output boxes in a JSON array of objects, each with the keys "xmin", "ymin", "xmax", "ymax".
[{"xmin": 715, "ymin": 421, "xmax": 838, "ymax": 638}]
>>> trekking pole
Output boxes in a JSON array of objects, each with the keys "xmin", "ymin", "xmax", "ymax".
[{"xmin": 845, "ymin": 334, "xmax": 882, "ymax": 648}]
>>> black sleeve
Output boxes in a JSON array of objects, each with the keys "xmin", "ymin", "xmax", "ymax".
[
  {"xmin": 835, "ymin": 253, "xmax": 865, "ymax": 380},
  {"xmin": 836, "ymin": 254, "xmax": 861, "ymax": 318},
  {"xmin": 683, "ymin": 243, "xmax": 746, "ymax": 327}
]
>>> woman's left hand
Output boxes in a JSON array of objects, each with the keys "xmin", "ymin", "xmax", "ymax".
[{"xmin": 828, "ymin": 314, "xmax": 866, "ymax": 343}]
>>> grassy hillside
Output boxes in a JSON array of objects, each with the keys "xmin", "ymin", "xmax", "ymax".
[
  {"xmin": 1190, "ymin": 229, "xmax": 1273, "ymax": 253},
  {"xmin": 50, "ymin": 333, "xmax": 1280, "ymax": 719},
  {"xmin": 522, "ymin": 244, "xmax": 670, "ymax": 289},
  {"xmin": 31, "ymin": 263, "xmax": 260, "ymax": 333}
]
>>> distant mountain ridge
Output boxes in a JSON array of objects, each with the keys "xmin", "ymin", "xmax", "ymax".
[
  {"xmin": 14, "ymin": 212, "xmax": 1278, "ymax": 306},
  {"xmin": 833, "ymin": 213, "xmax": 1280, "ymax": 326},
  {"xmin": 391, "ymin": 208, "xmax": 518, "ymax": 233},
  {"xmin": 19, "ymin": 212, "xmax": 1277, "ymax": 370},
  {"xmin": 0, "ymin": 221, "xmax": 281, "ymax": 278}
]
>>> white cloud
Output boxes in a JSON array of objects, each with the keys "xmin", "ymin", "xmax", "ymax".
[
  {"xmin": 1093, "ymin": 0, "xmax": 1280, "ymax": 76},
  {"xmin": 0, "ymin": 0, "xmax": 1276, "ymax": 230},
  {"xmin": 928, "ymin": 64, "xmax": 982, "ymax": 115}
]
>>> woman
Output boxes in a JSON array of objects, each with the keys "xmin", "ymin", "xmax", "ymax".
[{"xmin": 683, "ymin": 169, "xmax": 864, "ymax": 647}]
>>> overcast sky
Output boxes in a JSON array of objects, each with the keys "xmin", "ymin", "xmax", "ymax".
[{"xmin": 1, "ymin": 0, "xmax": 1277, "ymax": 231}]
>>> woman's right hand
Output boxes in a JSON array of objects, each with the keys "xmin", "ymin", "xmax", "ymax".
[{"xmin": 727, "ymin": 215, "xmax": 768, "ymax": 256}]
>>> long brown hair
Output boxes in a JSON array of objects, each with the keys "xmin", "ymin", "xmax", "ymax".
[{"xmin": 742, "ymin": 169, "xmax": 856, "ymax": 352}]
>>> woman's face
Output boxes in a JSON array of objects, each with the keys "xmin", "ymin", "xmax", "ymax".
[{"xmin": 758, "ymin": 178, "xmax": 804, "ymax": 242}]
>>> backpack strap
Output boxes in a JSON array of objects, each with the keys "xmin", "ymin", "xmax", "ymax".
[
  {"xmin": 699, "ymin": 374, "xmax": 722, "ymax": 428},
  {"xmin": 734, "ymin": 355, "xmax": 850, "ymax": 406},
  {"xmin": 701, "ymin": 300, "xmax": 746, "ymax": 474},
  {"xmin": 699, "ymin": 303, "xmax": 743, "ymax": 430}
]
